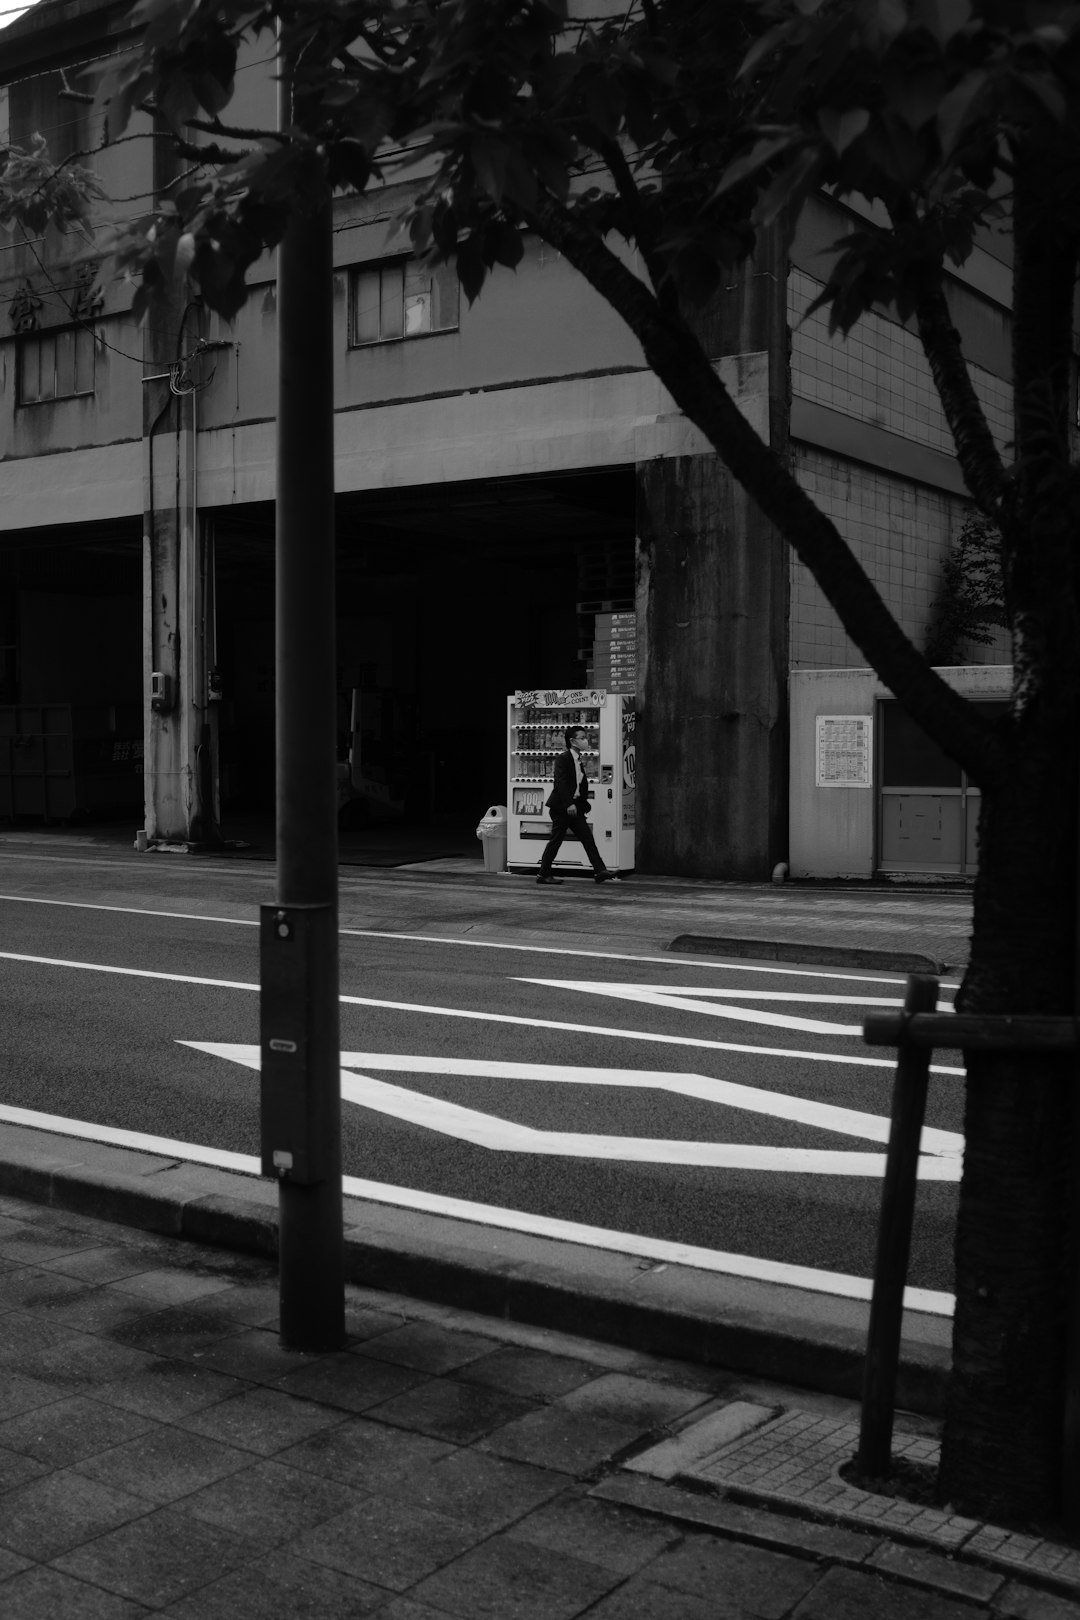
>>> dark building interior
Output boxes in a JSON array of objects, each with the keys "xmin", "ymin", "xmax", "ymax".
[{"xmin": 0, "ymin": 469, "xmax": 635, "ymax": 852}]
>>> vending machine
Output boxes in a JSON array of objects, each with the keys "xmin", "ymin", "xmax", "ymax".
[{"xmin": 506, "ymin": 688, "xmax": 635, "ymax": 874}]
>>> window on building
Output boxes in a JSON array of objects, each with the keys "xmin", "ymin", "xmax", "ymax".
[
  {"xmin": 18, "ymin": 325, "xmax": 95, "ymax": 404},
  {"xmin": 349, "ymin": 258, "xmax": 459, "ymax": 346}
]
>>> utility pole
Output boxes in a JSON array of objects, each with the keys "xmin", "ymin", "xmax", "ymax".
[
  {"xmin": 1063, "ymin": 773, "xmax": 1080, "ymax": 1527},
  {"xmin": 258, "ymin": 42, "xmax": 345, "ymax": 1352}
]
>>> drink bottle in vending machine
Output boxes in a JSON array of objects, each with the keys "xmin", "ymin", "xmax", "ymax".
[{"xmin": 506, "ymin": 688, "xmax": 635, "ymax": 874}]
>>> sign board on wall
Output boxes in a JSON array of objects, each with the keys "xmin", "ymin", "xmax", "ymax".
[{"xmin": 815, "ymin": 715, "xmax": 872, "ymax": 787}]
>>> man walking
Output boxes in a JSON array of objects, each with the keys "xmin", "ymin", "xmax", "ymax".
[{"xmin": 537, "ymin": 725, "xmax": 619, "ymax": 885}]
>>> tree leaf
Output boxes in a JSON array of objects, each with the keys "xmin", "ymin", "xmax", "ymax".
[
  {"xmin": 936, "ymin": 68, "xmax": 988, "ymax": 153},
  {"xmin": 819, "ymin": 105, "xmax": 870, "ymax": 153},
  {"xmin": 913, "ymin": 0, "xmax": 972, "ymax": 48}
]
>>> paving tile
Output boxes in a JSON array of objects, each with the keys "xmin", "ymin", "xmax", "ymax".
[
  {"xmin": 8, "ymin": 1331, "xmax": 160, "ymax": 1394},
  {"xmin": 646, "ymin": 1533, "xmax": 820, "ymax": 1616},
  {"xmin": 154, "ymin": 1547, "xmax": 387, "ymax": 1618},
  {"xmin": 177, "ymin": 1383, "xmax": 348, "ymax": 1455},
  {"xmin": 508, "ymin": 1489, "xmax": 682, "ymax": 1574},
  {"xmin": 593, "ymin": 1470, "xmax": 886, "ymax": 1565},
  {"xmin": 0, "ymin": 1469, "xmax": 148, "ymax": 1559},
  {"xmin": 27, "ymin": 1287, "xmax": 157, "ymax": 1336},
  {"xmin": 993, "ymin": 1584, "xmax": 1080, "ymax": 1619},
  {"xmin": 33, "ymin": 1244, "xmax": 173, "ymax": 1285},
  {"xmin": 967, "ymin": 1525, "xmax": 1080, "ymax": 1587},
  {"xmin": 0, "ymin": 1393, "xmax": 159, "ymax": 1467},
  {"xmin": 295, "ymin": 1494, "xmax": 482, "ymax": 1590},
  {"xmin": 375, "ymin": 1601, "xmax": 467, "ymax": 1620},
  {"xmin": 556, "ymin": 1373, "xmax": 711, "ymax": 1430},
  {"xmin": 106, "ymin": 1270, "xmax": 238, "ymax": 1307},
  {"xmin": 273, "ymin": 1351, "xmax": 425, "ymax": 1412},
  {"xmin": 177, "ymin": 1456, "xmax": 369, "ymax": 1545},
  {"xmin": 0, "ymin": 1565, "xmax": 149, "ymax": 1619},
  {"xmin": 193, "ymin": 1328, "xmax": 326, "ymax": 1384},
  {"xmin": 180, "ymin": 1282, "xmax": 283, "ymax": 1329},
  {"xmin": 366, "ymin": 1376, "xmax": 536, "ymax": 1444},
  {"xmin": 0, "ymin": 1234, "xmax": 100, "ymax": 1266},
  {"xmin": 53, "ymin": 1505, "xmax": 255, "ymax": 1608},
  {"xmin": 0, "ymin": 1265, "xmax": 92, "ymax": 1311},
  {"xmin": 0, "ymin": 1443, "xmax": 51, "ymax": 1493},
  {"xmin": 71, "ymin": 1425, "xmax": 255, "ymax": 1504},
  {"xmin": 94, "ymin": 1359, "xmax": 248, "ymax": 1420},
  {"xmin": 579, "ymin": 1578, "xmax": 732, "ymax": 1620},
  {"xmin": 384, "ymin": 1445, "xmax": 567, "ymax": 1532},
  {"xmin": 0, "ymin": 1307, "xmax": 80, "ymax": 1362},
  {"xmin": 0, "ymin": 1370, "xmax": 71, "ymax": 1418},
  {"xmin": 277, "ymin": 1412, "xmax": 456, "ymax": 1488},
  {"xmin": 481, "ymin": 1405, "xmax": 647, "ymax": 1475},
  {"xmin": 107, "ymin": 1305, "xmax": 249, "ymax": 1359},
  {"xmin": 869, "ymin": 1541, "xmax": 1006, "ymax": 1602},
  {"xmin": 455, "ymin": 1344, "xmax": 603, "ymax": 1401},
  {"xmin": 411, "ymin": 1531, "xmax": 622, "ymax": 1619},
  {"xmin": 792, "ymin": 1563, "xmax": 988, "ymax": 1617},
  {"xmin": 343, "ymin": 1305, "xmax": 416, "ymax": 1343},
  {"xmin": 352, "ymin": 1319, "xmax": 498, "ymax": 1374},
  {"xmin": 0, "ymin": 1545, "xmax": 33, "ymax": 1579}
]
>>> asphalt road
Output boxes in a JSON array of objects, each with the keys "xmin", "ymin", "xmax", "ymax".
[{"xmin": 0, "ymin": 846, "xmax": 963, "ymax": 1299}]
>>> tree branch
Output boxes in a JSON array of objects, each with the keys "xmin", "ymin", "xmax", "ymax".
[
  {"xmin": 591, "ymin": 133, "xmax": 670, "ymax": 303},
  {"xmin": 908, "ymin": 267, "xmax": 1013, "ymax": 529},
  {"xmin": 527, "ymin": 190, "xmax": 1007, "ymax": 786}
]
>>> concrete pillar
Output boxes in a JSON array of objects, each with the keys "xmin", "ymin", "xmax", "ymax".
[
  {"xmin": 142, "ymin": 374, "xmax": 193, "ymax": 843},
  {"xmin": 635, "ymin": 232, "xmax": 790, "ymax": 879}
]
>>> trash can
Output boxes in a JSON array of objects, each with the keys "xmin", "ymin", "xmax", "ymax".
[{"xmin": 476, "ymin": 804, "xmax": 508, "ymax": 873}]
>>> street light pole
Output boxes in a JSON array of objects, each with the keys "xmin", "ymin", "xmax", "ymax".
[{"xmin": 259, "ymin": 43, "xmax": 345, "ymax": 1352}]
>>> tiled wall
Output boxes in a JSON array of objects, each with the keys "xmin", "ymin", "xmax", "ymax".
[
  {"xmin": 788, "ymin": 268, "xmax": 1013, "ymax": 455},
  {"xmin": 788, "ymin": 269, "xmax": 1011, "ymax": 669}
]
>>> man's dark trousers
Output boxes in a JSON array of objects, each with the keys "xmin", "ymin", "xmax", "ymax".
[{"xmin": 538, "ymin": 807, "xmax": 607, "ymax": 878}]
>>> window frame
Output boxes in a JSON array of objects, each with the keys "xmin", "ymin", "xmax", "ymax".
[
  {"xmin": 348, "ymin": 256, "xmax": 460, "ymax": 349},
  {"xmin": 16, "ymin": 321, "xmax": 96, "ymax": 407}
]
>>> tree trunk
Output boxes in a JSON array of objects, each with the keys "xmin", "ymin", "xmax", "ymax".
[{"xmin": 939, "ymin": 731, "xmax": 1079, "ymax": 1523}]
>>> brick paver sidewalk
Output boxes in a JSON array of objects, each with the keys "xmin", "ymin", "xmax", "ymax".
[{"xmin": 0, "ymin": 1192, "xmax": 1074, "ymax": 1619}]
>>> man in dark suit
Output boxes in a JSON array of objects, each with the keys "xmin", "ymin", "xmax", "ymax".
[{"xmin": 537, "ymin": 725, "xmax": 619, "ymax": 885}]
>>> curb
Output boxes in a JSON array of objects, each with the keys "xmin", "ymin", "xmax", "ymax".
[
  {"xmin": 668, "ymin": 935, "xmax": 949, "ymax": 974},
  {"xmin": 0, "ymin": 1122, "xmax": 950, "ymax": 1417}
]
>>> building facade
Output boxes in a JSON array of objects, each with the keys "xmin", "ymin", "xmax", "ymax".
[{"xmin": 0, "ymin": 0, "xmax": 1020, "ymax": 878}]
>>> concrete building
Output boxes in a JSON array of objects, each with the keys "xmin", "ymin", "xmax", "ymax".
[{"xmin": 0, "ymin": 0, "xmax": 1015, "ymax": 878}]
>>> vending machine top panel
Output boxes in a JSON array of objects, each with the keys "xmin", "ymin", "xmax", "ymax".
[{"xmin": 514, "ymin": 688, "xmax": 608, "ymax": 708}]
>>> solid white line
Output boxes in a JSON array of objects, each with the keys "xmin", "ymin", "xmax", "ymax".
[
  {"xmin": 0, "ymin": 1103, "xmax": 258, "ymax": 1173},
  {"xmin": 0, "ymin": 892, "xmax": 962, "ymax": 988},
  {"xmin": 0, "ymin": 951, "xmax": 258, "ymax": 992},
  {"xmin": 0, "ymin": 893, "xmax": 259, "ymax": 927},
  {"xmin": 0, "ymin": 950, "xmax": 966, "ymax": 1074},
  {"xmin": 341, "ymin": 929, "xmax": 961, "ymax": 988},
  {"xmin": 0, "ymin": 1101, "xmax": 954, "ymax": 1315}
]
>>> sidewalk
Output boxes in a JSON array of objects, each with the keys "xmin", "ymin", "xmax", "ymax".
[
  {"xmin": 0, "ymin": 820, "xmax": 975, "ymax": 972},
  {"xmin": 0, "ymin": 1191, "xmax": 1077, "ymax": 1620}
]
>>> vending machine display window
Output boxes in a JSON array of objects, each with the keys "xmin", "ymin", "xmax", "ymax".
[{"xmin": 507, "ymin": 688, "xmax": 635, "ymax": 874}]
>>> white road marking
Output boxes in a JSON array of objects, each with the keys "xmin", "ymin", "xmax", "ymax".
[
  {"xmin": 182, "ymin": 1043, "xmax": 963, "ymax": 1177},
  {"xmin": 0, "ymin": 1098, "xmax": 953, "ymax": 1315},
  {"xmin": 0, "ymin": 894, "xmax": 259, "ymax": 927},
  {"xmin": 0, "ymin": 950, "xmax": 966, "ymax": 1073},
  {"xmin": 516, "ymin": 980, "xmax": 958, "ymax": 1037},
  {"xmin": 0, "ymin": 893, "xmax": 962, "ymax": 987},
  {"xmin": 0, "ymin": 951, "xmax": 258, "ymax": 991},
  {"xmin": 517, "ymin": 979, "xmax": 864, "ymax": 1036}
]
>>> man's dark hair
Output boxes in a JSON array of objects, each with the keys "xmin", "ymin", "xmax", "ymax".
[{"xmin": 565, "ymin": 724, "xmax": 586, "ymax": 748}]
